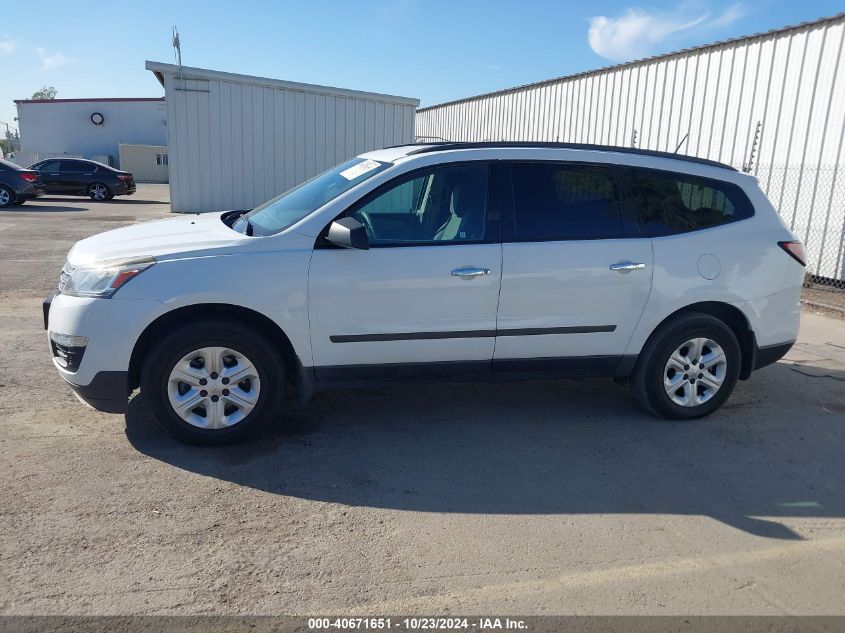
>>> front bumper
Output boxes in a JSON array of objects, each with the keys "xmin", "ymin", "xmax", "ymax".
[
  {"xmin": 63, "ymin": 371, "xmax": 129, "ymax": 413},
  {"xmin": 45, "ymin": 291, "xmax": 170, "ymax": 412}
]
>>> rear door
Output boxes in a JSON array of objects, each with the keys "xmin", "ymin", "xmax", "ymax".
[
  {"xmin": 494, "ymin": 161, "xmax": 653, "ymax": 373},
  {"xmin": 59, "ymin": 160, "xmax": 92, "ymax": 194},
  {"xmin": 308, "ymin": 162, "xmax": 502, "ymax": 377},
  {"xmin": 34, "ymin": 160, "xmax": 64, "ymax": 192}
]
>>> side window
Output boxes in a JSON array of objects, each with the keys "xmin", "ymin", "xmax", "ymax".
[
  {"xmin": 37, "ymin": 160, "xmax": 62, "ymax": 172},
  {"xmin": 618, "ymin": 167, "xmax": 754, "ymax": 236},
  {"xmin": 349, "ymin": 163, "xmax": 489, "ymax": 245},
  {"xmin": 510, "ymin": 163, "xmax": 621, "ymax": 240},
  {"xmin": 60, "ymin": 161, "xmax": 89, "ymax": 172}
]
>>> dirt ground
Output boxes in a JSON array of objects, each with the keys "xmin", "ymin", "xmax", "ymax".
[{"xmin": 1, "ymin": 185, "xmax": 844, "ymax": 615}]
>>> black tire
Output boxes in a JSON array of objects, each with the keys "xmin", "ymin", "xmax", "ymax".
[
  {"xmin": 0, "ymin": 185, "xmax": 15, "ymax": 208},
  {"xmin": 88, "ymin": 182, "xmax": 111, "ymax": 201},
  {"xmin": 631, "ymin": 312, "xmax": 741, "ymax": 420},
  {"xmin": 140, "ymin": 319, "xmax": 285, "ymax": 445}
]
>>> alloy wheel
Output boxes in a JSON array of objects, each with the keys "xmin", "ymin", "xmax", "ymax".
[
  {"xmin": 0, "ymin": 188, "xmax": 10, "ymax": 206},
  {"xmin": 167, "ymin": 346, "xmax": 261, "ymax": 429},
  {"xmin": 663, "ymin": 337, "xmax": 727, "ymax": 407},
  {"xmin": 89, "ymin": 184, "xmax": 108, "ymax": 200}
]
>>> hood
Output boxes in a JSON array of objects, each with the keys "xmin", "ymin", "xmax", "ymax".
[{"xmin": 68, "ymin": 212, "xmax": 245, "ymax": 267}]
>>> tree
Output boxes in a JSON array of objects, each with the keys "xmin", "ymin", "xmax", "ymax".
[{"xmin": 31, "ymin": 86, "xmax": 57, "ymax": 100}]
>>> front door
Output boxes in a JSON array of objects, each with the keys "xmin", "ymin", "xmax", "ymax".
[
  {"xmin": 308, "ymin": 162, "xmax": 502, "ymax": 378},
  {"xmin": 494, "ymin": 161, "xmax": 653, "ymax": 372}
]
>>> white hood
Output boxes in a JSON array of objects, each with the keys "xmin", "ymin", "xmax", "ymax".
[{"xmin": 67, "ymin": 212, "xmax": 245, "ymax": 267}]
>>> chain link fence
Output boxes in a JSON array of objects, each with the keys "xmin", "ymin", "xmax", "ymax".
[{"xmin": 755, "ymin": 164, "xmax": 845, "ymax": 312}]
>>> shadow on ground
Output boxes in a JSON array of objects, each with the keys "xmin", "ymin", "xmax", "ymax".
[
  {"xmin": 37, "ymin": 196, "xmax": 169, "ymax": 205},
  {"xmin": 125, "ymin": 361, "xmax": 845, "ymax": 541},
  {"xmin": 4, "ymin": 204, "xmax": 86, "ymax": 213}
]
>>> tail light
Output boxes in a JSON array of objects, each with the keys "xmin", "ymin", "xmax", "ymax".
[
  {"xmin": 19, "ymin": 172, "xmax": 38, "ymax": 182},
  {"xmin": 778, "ymin": 241, "xmax": 806, "ymax": 266},
  {"xmin": 117, "ymin": 174, "xmax": 131, "ymax": 181}
]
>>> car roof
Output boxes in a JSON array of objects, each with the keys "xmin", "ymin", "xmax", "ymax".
[
  {"xmin": 35, "ymin": 157, "xmax": 115, "ymax": 170},
  {"xmin": 374, "ymin": 141, "xmax": 737, "ymax": 172}
]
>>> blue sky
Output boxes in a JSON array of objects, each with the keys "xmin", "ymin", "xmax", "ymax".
[{"xmin": 1, "ymin": 0, "xmax": 842, "ymax": 135}]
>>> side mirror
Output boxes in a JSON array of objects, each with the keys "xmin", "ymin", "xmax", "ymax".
[{"xmin": 326, "ymin": 217, "xmax": 369, "ymax": 250}]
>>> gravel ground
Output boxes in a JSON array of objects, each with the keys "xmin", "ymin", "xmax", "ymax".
[{"xmin": 1, "ymin": 186, "xmax": 845, "ymax": 615}]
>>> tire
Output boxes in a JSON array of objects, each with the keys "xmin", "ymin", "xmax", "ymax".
[
  {"xmin": 88, "ymin": 182, "xmax": 110, "ymax": 201},
  {"xmin": 631, "ymin": 312, "xmax": 741, "ymax": 420},
  {"xmin": 0, "ymin": 185, "xmax": 14, "ymax": 208},
  {"xmin": 140, "ymin": 319, "xmax": 285, "ymax": 445}
]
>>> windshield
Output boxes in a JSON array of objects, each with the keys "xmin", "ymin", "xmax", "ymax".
[{"xmin": 241, "ymin": 157, "xmax": 392, "ymax": 236}]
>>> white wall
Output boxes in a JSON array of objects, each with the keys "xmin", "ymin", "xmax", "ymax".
[
  {"xmin": 416, "ymin": 14, "xmax": 845, "ymax": 280},
  {"xmin": 118, "ymin": 144, "xmax": 168, "ymax": 183},
  {"xmin": 148, "ymin": 62, "xmax": 419, "ymax": 213},
  {"xmin": 16, "ymin": 99, "xmax": 167, "ymax": 167}
]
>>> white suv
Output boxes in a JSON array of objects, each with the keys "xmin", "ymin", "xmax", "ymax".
[{"xmin": 45, "ymin": 143, "xmax": 806, "ymax": 444}]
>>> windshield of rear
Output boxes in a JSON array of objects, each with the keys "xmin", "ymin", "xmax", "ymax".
[{"xmin": 242, "ymin": 157, "xmax": 391, "ymax": 236}]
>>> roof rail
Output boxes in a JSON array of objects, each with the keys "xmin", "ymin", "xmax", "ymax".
[{"xmin": 404, "ymin": 142, "xmax": 737, "ymax": 171}]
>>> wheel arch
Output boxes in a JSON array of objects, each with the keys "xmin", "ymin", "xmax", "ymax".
[
  {"xmin": 128, "ymin": 303, "xmax": 302, "ymax": 392},
  {"xmin": 640, "ymin": 301, "xmax": 756, "ymax": 380}
]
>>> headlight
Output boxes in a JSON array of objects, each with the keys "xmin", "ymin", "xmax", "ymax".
[{"xmin": 62, "ymin": 256, "xmax": 156, "ymax": 298}]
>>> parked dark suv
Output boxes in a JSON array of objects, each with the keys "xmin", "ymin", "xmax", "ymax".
[
  {"xmin": 0, "ymin": 158, "xmax": 46, "ymax": 208},
  {"xmin": 29, "ymin": 158, "xmax": 136, "ymax": 201}
]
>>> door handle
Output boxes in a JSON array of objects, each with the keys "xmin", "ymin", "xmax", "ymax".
[
  {"xmin": 609, "ymin": 261, "xmax": 646, "ymax": 273},
  {"xmin": 451, "ymin": 267, "xmax": 491, "ymax": 278}
]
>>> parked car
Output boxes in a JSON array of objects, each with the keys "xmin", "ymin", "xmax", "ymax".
[
  {"xmin": 43, "ymin": 142, "xmax": 805, "ymax": 444},
  {"xmin": 0, "ymin": 158, "xmax": 46, "ymax": 208},
  {"xmin": 29, "ymin": 158, "xmax": 135, "ymax": 201}
]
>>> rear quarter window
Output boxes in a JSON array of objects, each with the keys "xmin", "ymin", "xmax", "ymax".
[{"xmin": 618, "ymin": 166, "xmax": 754, "ymax": 237}]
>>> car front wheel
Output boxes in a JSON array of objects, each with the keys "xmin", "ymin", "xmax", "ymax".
[
  {"xmin": 0, "ymin": 185, "xmax": 15, "ymax": 208},
  {"xmin": 140, "ymin": 320, "xmax": 285, "ymax": 444},
  {"xmin": 631, "ymin": 312, "xmax": 741, "ymax": 419}
]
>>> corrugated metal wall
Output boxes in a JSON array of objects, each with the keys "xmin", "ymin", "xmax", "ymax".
[
  {"xmin": 151, "ymin": 63, "xmax": 418, "ymax": 213},
  {"xmin": 416, "ymin": 14, "xmax": 845, "ymax": 280}
]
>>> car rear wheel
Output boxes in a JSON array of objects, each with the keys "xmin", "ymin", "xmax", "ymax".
[
  {"xmin": 140, "ymin": 320, "xmax": 285, "ymax": 444},
  {"xmin": 0, "ymin": 186, "xmax": 14, "ymax": 208},
  {"xmin": 631, "ymin": 312, "xmax": 740, "ymax": 419},
  {"xmin": 88, "ymin": 182, "xmax": 110, "ymax": 201}
]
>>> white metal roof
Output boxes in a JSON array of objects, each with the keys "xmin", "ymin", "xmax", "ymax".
[{"xmin": 145, "ymin": 61, "xmax": 419, "ymax": 107}]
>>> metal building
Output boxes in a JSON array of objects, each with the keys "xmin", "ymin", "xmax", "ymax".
[
  {"xmin": 416, "ymin": 13, "xmax": 845, "ymax": 283},
  {"xmin": 118, "ymin": 144, "xmax": 169, "ymax": 183},
  {"xmin": 14, "ymin": 97, "xmax": 167, "ymax": 167},
  {"xmin": 146, "ymin": 61, "xmax": 419, "ymax": 213}
]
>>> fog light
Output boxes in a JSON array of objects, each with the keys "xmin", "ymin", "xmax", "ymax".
[
  {"xmin": 49, "ymin": 332, "xmax": 88, "ymax": 372},
  {"xmin": 49, "ymin": 332, "xmax": 89, "ymax": 348}
]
